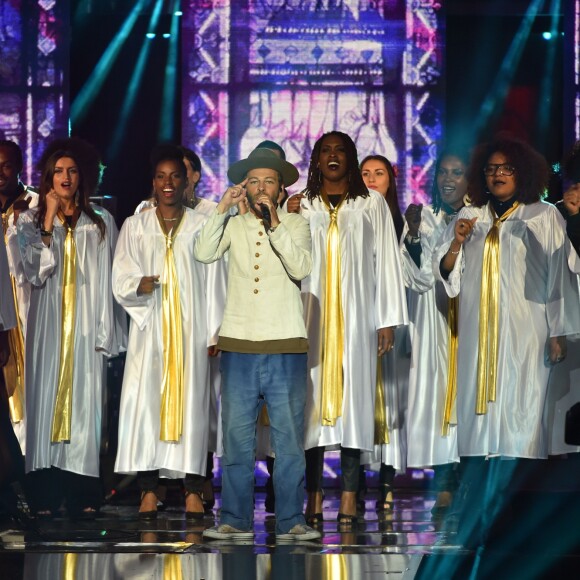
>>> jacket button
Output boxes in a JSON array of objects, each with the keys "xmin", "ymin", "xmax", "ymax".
[
  {"xmin": 256, "ymin": 241, "xmax": 261, "ymax": 246},
  {"xmin": 254, "ymin": 265, "xmax": 259, "ymax": 270},
  {"xmin": 258, "ymin": 231, "xmax": 264, "ymax": 236},
  {"xmin": 254, "ymin": 289, "xmax": 259, "ymax": 294},
  {"xmin": 254, "ymin": 277, "xmax": 259, "ymax": 282},
  {"xmin": 255, "ymin": 252, "xmax": 260, "ymax": 257}
]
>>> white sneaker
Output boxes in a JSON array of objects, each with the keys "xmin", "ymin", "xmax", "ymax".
[
  {"xmin": 202, "ymin": 524, "xmax": 254, "ymax": 540},
  {"xmin": 276, "ymin": 524, "xmax": 322, "ymax": 542}
]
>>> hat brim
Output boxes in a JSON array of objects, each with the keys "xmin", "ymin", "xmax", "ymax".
[{"xmin": 228, "ymin": 151, "xmax": 299, "ymax": 186}]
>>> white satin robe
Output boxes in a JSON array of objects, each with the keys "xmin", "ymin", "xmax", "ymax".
[
  {"xmin": 0, "ymin": 234, "xmax": 16, "ymax": 330},
  {"xmin": 113, "ymin": 208, "xmax": 225, "ymax": 478},
  {"xmin": 301, "ymin": 190, "xmax": 408, "ymax": 452},
  {"xmin": 18, "ymin": 206, "xmax": 118, "ymax": 477},
  {"xmin": 403, "ymin": 206, "xmax": 460, "ymax": 468},
  {"xmin": 434, "ymin": 201, "xmax": 580, "ymax": 459},
  {"xmin": 5, "ymin": 190, "xmax": 39, "ymax": 451}
]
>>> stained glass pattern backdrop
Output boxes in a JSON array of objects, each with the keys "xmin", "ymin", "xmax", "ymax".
[
  {"xmin": 0, "ymin": 0, "xmax": 69, "ymax": 186},
  {"xmin": 182, "ymin": 0, "xmax": 445, "ymax": 208}
]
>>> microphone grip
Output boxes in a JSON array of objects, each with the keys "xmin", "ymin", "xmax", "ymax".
[{"xmin": 260, "ymin": 204, "xmax": 271, "ymax": 223}]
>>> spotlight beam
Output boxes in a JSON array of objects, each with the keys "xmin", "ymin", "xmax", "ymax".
[
  {"xmin": 107, "ymin": 0, "xmax": 165, "ymax": 159},
  {"xmin": 158, "ymin": 0, "xmax": 181, "ymax": 141},
  {"xmin": 70, "ymin": 0, "xmax": 153, "ymax": 126},
  {"xmin": 537, "ymin": 0, "xmax": 561, "ymax": 142},
  {"xmin": 474, "ymin": 0, "xmax": 544, "ymax": 136}
]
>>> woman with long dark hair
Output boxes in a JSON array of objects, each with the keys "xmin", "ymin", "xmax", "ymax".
[
  {"xmin": 299, "ymin": 132, "xmax": 408, "ymax": 527},
  {"xmin": 358, "ymin": 154, "xmax": 407, "ymax": 517},
  {"xmin": 17, "ymin": 138, "xmax": 118, "ymax": 518}
]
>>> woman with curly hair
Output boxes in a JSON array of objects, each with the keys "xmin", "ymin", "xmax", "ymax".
[
  {"xmin": 434, "ymin": 135, "xmax": 580, "ymax": 546},
  {"xmin": 298, "ymin": 132, "xmax": 408, "ymax": 527},
  {"xmin": 17, "ymin": 138, "xmax": 119, "ymax": 518}
]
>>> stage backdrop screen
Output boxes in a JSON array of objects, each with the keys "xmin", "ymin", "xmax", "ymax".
[
  {"xmin": 182, "ymin": 0, "xmax": 445, "ymax": 209},
  {"xmin": 0, "ymin": 0, "xmax": 69, "ymax": 187}
]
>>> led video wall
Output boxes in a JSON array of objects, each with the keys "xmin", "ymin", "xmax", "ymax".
[
  {"xmin": 182, "ymin": 0, "xmax": 445, "ymax": 208},
  {"xmin": 0, "ymin": 0, "xmax": 69, "ymax": 186}
]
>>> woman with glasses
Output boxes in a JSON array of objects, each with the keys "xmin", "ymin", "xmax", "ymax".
[{"xmin": 433, "ymin": 135, "xmax": 580, "ymax": 546}]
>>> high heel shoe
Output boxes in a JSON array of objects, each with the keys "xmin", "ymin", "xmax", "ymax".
[
  {"xmin": 201, "ymin": 479, "xmax": 215, "ymax": 514},
  {"xmin": 185, "ymin": 490, "xmax": 205, "ymax": 521},
  {"xmin": 139, "ymin": 490, "xmax": 158, "ymax": 520},
  {"xmin": 375, "ymin": 484, "xmax": 394, "ymax": 513}
]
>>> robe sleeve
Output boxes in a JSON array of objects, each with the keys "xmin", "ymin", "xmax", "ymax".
[
  {"xmin": 95, "ymin": 217, "xmax": 115, "ymax": 355},
  {"xmin": 267, "ymin": 214, "xmax": 312, "ymax": 281},
  {"xmin": 543, "ymin": 208, "xmax": 580, "ymax": 337},
  {"xmin": 0, "ymin": 236, "xmax": 17, "ymax": 330},
  {"xmin": 101, "ymin": 209, "xmax": 128, "ymax": 354},
  {"xmin": 112, "ymin": 217, "xmax": 156, "ymax": 331},
  {"xmin": 193, "ymin": 209, "xmax": 231, "ymax": 263},
  {"xmin": 432, "ymin": 209, "xmax": 470, "ymax": 298},
  {"xmin": 400, "ymin": 211, "xmax": 446, "ymax": 294},
  {"xmin": 372, "ymin": 194, "xmax": 408, "ymax": 328},
  {"xmin": 16, "ymin": 209, "xmax": 57, "ymax": 286},
  {"xmin": 5, "ymin": 224, "xmax": 27, "ymax": 287}
]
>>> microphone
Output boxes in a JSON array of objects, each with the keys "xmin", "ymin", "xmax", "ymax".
[{"xmin": 260, "ymin": 204, "xmax": 271, "ymax": 223}]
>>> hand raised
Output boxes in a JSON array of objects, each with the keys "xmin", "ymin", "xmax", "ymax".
[
  {"xmin": 563, "ymin": 184, "xmax": 580, "ymax": 216},
  {"xmin": 454, "ymin": 217, "xmax": 477, "ymax": 245},
  {"xmin": 286, "ymin": 194, "xmax": 304, "ymax": 214},
  {"xmin": 404, "ymin": 203, "xmax": 423, "ymax": 237}
]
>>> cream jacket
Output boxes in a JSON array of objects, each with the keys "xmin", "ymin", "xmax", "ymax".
[{"xmin": 194, "ymin": 207, "xmax": 312, "ymax": 341}]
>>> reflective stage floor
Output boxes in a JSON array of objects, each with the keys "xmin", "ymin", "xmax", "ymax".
[{"xmin": 2, "ymin": 486, "xmax": 580, "ymax": 580}]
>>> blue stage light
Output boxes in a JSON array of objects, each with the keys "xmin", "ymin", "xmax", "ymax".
[
  {"xmin": 146, "ymin": 32, "xmax": 156, "ymax": 39},
  {"xmin": 542, "ymin": 31, "xmax": 552, "ymax": 40}
]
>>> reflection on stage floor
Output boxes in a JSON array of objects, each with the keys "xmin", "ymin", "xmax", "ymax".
[{"xmin": 1, "ymin": 488, "xmax": 580, "ymax": 579}]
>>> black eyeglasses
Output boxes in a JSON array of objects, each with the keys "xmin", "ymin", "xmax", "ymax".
[{"xmin": 483, "ymin": 163, "xmax": 515, "ymax": 176}]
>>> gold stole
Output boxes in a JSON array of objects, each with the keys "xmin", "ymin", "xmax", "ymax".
[
  {"xmin": 62, "ymin": 553, "xmax": 78, "ymax": 580},
  {"xmin": 442, "ymin": 296, "xmax": 458, "ymax": 435},
  {"xmin": 320, "ymin": 193, "xmax": 346, "ymax": 426},
  {"xmin": 374, "ymin": 356, "xmax": 389, "ymax": 444},
  {"xmin": 163, "ymin": 554, "xmax": 183, "ymax": 580},
  {"xmin": 157, "ymin": 211, "xmax": 185, "ymax": 442},
  {"xmin": 440, "ymin": 208, "xmax": 463, "ymax": 435},
  {"xmin": 2, "ymin": 196, "xmax": 27, "ymax": 423},
  {"xmin": 476, "ymin": 202, "xmax": 519, "ymax": 414},
  {"xmin": 51, "ymin": 212, "xmax": 77, "ymax": 442}
]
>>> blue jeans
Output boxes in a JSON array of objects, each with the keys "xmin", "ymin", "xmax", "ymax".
[{"xmin": 219, "ymin": 351, "xmax": 307, "ymax": 534}]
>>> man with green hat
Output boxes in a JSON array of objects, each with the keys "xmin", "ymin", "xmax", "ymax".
[{"xmin": 195, "ymin": 148, "xmax": 320, "ymax": 541}]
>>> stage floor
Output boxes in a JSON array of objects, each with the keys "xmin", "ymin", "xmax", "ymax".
[{"xmin": 1, "ymin": 488, "xmax": 580, "ymax": 579}]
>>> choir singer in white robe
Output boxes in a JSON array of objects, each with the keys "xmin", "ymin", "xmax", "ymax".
[
  {"xmin": 434, "ymin": 136, "xmax": 580, "ymax": 547},
  {"xmin": 113, "ymin": 145, "xmax": 224, "ymax": 520},
  {"xmin": 299, "ymin": 132, "xmax": 408, "ymax": 527},
  {"xmin": 18, "ymin": 139, "xmax": 118, "ymax": 518}
]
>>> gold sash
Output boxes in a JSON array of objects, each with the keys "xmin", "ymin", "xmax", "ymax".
[
  {"xmin": 442, "ymin": 296, "xmax": 458, "ymax": 435},
  {"xmin": 2, "ymin": 197, "xmax": 26, "ymax": 422},
  {"xmin": 158, "ymin": 211, "xmax": 185, "ymax": 442},
  {"xmin": 374, "ymin": 356, "xmax": 389, "ymax": 444},
  {"xmin": 51, "ymin": 213, "xmax": 77, "ymax": 442},
  {"xmin": 476, "ymin": 202, "xmax": 519, "ymax": 415},
  {"xmin": 163, "ymin": 554, "xmax": 183, "ymax": 580},
  {"xmin": 63, "ymin": 553, "xmax": 78, "ymax": 580},
  {"xmin": 320, "ymin": 194, "xmax": 346, "ymax": 426}
]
